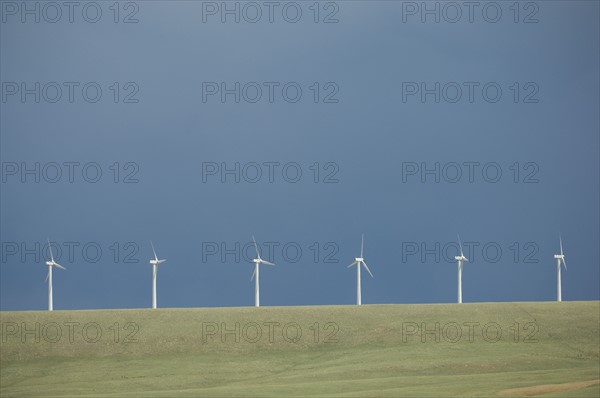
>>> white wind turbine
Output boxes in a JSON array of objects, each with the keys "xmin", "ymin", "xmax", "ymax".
[
  {"xmin": 455, "ymin": 235, "xmax": 469, "ymax": 304},
  {"xmin": 44, "ymin": 239, "xmax": 66, "ymax": 311},
  {"xmin": 149, "ymin": 241, "xmax": 166, "ymax": 309},
  {"xmin": 347, "ymin": 234, "xmax": 374, "ymax": 306},
  {"xmin": 250, "ymin": 236, "xmax": 275, "ymax": 307},
  {"xmin": 554, "ymin": 236, "xmax": 567, "ymax": 302}
]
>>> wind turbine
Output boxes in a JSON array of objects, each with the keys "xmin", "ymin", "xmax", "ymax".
[
  {"xmin": 554, "ymin": 236, "xmax": 567, "ymax": 302},
  {"xmin": 149, "ymin": 241, "xmax": 166, "ymax": 309},
  {"xmin": 454, "ymin": 235, "xmax": 469, "ymax": 304},
  {"xmin": 250, "ymin": 236, "xmax": 275, "ymax": 307},
  {"xmin": 44, "ymin": 239, "xmax": 66, "ymax": 311},
  {"xmin": 347, "ymin": 234, "xmax": 374, "ymax": 306}
]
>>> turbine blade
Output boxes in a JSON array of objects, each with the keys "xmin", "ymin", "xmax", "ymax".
[
  {"xmin": 251, "ymin": 267, "xmax": 256, "ymax": 281},
  {"xmin": 361, "ymin": 234, "xmax": 364, "ymax": 258},
  {"xmin": 53, "ymin": 263, "xmax": 66, "ymax": 270},
  {"xmin": 560, "ymin": 235, "xmax": 564, "ymax": 256},
  {"xmin": 361, "ymin": 261, "xmax": 374, "ymax": 278},
  {"xmin": 150, "ymin": 241, "xmax": 158, "ymax": 262},
  {"xmin": 463, "ymin": 256, "xmax": 469, "ymax": 262},
  {"xmin": 45, "ymin": 269, "xmax": 49, "ymax": 283},
  {"xmin": 457, "ymin": 234, "xmax": 464, "ymax": 258},
  {"xmin": 252, "ymin": 236, "xmax": 261, "ymax": 259},
  {"xmin": 48, "ymin": 238, "xmax": 54, "ymax": 262},
  {"xmin": 562, "ymin": 257, "xmax": 567, "ymax": 271},
  {"xmin": 347, "ymin": 261, "xmax": 357, "ymax": 268},
  {"xmin": 260, "ymin": 259, "xmax": 275, "ymax": 266},
  {"xmin": 158, "ymin": 259, "xmax": 166, "ymax": 264}
]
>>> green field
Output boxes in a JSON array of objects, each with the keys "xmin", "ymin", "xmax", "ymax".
[{"xmin": 1, "ymin": 301, "xmax": 598, "ymax": 397}]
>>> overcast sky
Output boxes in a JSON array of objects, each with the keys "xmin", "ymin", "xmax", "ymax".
[{"xmin": 1, "ymin": 1, "xmax": 598, "ymax": 310}]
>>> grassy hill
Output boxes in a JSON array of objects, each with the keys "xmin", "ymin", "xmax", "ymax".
[{"xmin": 1, "ymin": 301, "xmax": 598, "ymax": 397}]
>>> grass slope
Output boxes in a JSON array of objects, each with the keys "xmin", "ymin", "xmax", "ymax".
[{"xmin": 1, "ymin": 302, "xmax": 598, "ymax": 397}]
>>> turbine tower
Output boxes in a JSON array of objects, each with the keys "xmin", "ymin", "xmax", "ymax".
[
  {"xmin": 347, "ymin": 234, "xmax": 374, "ymax": 306},
  {"xmin": 149, "ymin": 241, "xmax": 166, "ymax": 309},
  {"xmin": 554, "ymin": 236, "xmax": 567, "ymax": 302},
  {"xmin": 454, "ymin": 235, "xmax": 469, "ymax": 304},
  {"xmin": 45, "ymin": 239, "xmax": 66, "ymax": 311},
  {"xmin": 250, "ymin": 236, "xmax": 275, "ymax": 307}
]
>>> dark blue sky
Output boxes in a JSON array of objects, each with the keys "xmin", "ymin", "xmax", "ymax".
[{"xmin": 1, "ymin": 1, "xmax": 598, "ymax": 310}]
